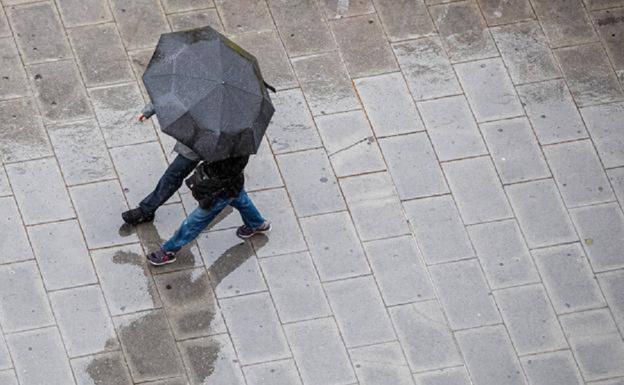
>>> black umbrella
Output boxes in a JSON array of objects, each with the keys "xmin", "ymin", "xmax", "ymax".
[{"xmin": 142, "ymin": 26, "xmax": 275, "ymax": 162}]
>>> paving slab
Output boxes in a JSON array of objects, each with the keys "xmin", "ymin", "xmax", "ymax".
[
  {"xmin": 160, "ymin": 0, "xmax": 213, "ymax": 13},
  {"xmin": 320, "ymin": 0, "xmax": 374, "ymax": 18},
  {"xmin": 580, "ymin": 102, "xmax": 624, "ymax": 168},
  {"xmin": 0, "ymin": 167, "xmax": 9, "ymax": 197},
  {"xmin": 178, "ymin": 334, "xmax": 246, "ymax": 385},
  {"xmin": 533, "ymin": 243, "xmax": 606, "ymax": 314},
  {"xmin": 109, "ymin": 0, "xmax": 170, "ymax": 50},
  {"xmin": 0, "ymin": 371, "xmax": 17, "ymax": 385},
  {"xmin": 245, "ymin": 137, "xmax": 283, "ymax": 191},
  {"xmin": 555, "ymin": 44, "xmax": 623, "ymax": 106},
  {"xmin": 243, "ymin": 359, "xmax": 302, "ymax": 385},
  {"xmin": 393, "ymin": 37, "xmax": 462, "ymax": 101},
  {"xmin": 0, "ymin": 98, "xmax": 52, "ymax": 163},
  {"xmin": 593, "ymin": 8, "xmax": 624, "ymax": 71},
  {"xmin": 71, "ymin": 351, "xmax": 133, "ymax": 385},
  {"xmin": 330, "ymin": 14, "xmax": 397, "ymax": 77},
  {"xmin": 214, "ymin": 0, "xmax": 273, "ymax": 34},
  {"xmin": 480, "ymin": 117, "xmax": 550, "ymax": 184},
  {"xmin": 584, "ymin": 0, "xmax": 624, "ymax": 9},
  {"xmin": 467, "ymin": 219, "xmax": 540, "ymax": 289},
  {"xmin": 168, "ymin": 8, "xmax": 223, "ymax": 32},
  {"xmin": 0, "ymin": 37, "xmax": 28, "ymax": 100},
  {"xmin": 0, "ymin": 196, "xmax": 34, "ymax": 264},
  {"xmin": 520, "ymin": 351, "xmax": 584, "ymax": 385},
  {"xmin": 0, "ymin": 335, "xmax": 9, "ymax": 370},
  {"xmin": 477, "ymin": 0, "xmax": 533, "ymax": 25},
  {"xmin": 516, "ymin": 80, "xmax": 588, "ymax": 145},
  {"xmin": 0, "ymin": 5, "xmax": 10, "ymax": 37},
  {"xmin": 389, "ymin": 301, "xmax": 462, "ymax": 372},
  {"xmin": 531, "ymin": 0, "xmax": 597, "ymax": 47},
  {"xmin": 55, "ymin": 0, "xmax": 112, "ymax": 27},
  {"xmin": 429, "ymin": 1, "xmax": 498, "ymax": 62},
  {"xmin": 608, "ymin": 167, "xmax": 624, "ymax": 206},
  {"xmin": 355, "ymin": 72, "xmax": 424, "ymax": 137},
  {"xmin": 418, "ymin": 95, "xmax": 487, "ymax": 161},
  {"xmin": 349, "ymin": 342, "xmax": 414, "ymax": 385},
  {"xmin": 374, "ymin": 0, "xmax": 434, "ymax": 41},
  {"xmin": 490, "ymin": 20, "xmax": 561, "ymax": 84},
  {"xmin": 598, "ymin": 269, "xmax": 624, "ymax": 332},
  {"xmin": 413, "ymin": 367, "xmax": 471, "ymax": 385}
]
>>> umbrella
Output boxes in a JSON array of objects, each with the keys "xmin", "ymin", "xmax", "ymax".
[{"xmin": 142, "ymin": 26, "xmax": 275, "ymax": 162}]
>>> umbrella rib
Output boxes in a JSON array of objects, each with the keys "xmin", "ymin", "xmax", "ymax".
[{"xmin": 144, "ymin": 73, "xmax": 222, "ymax": 83}]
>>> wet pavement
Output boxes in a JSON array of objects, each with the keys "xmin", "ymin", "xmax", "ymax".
[{"xmin": 0, "ymin": 0, "xmax": 624, "ymax": 384}]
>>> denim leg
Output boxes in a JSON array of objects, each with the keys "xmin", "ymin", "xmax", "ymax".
[
  {"xmin": 139, "ymin": 154, "xmax": 199, "ymax": 213},
  {"xmin": 162, "ymin": 197, "xmax": 232, "ymax": 252},
  {"xmin": 229, "ymin": 190, "xmax": 266, "ymax": 229}
]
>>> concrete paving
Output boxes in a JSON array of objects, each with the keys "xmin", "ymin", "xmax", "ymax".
[{"xmin": 0, "ymin": 0, "xmax": 623, "ymax": 384}]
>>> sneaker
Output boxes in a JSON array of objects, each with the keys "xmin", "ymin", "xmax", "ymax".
[
  {"xmin": 147, "ymin": 249, "xmax": 177, "ymax": 266},
  {"xmin": 236, "ymin": 221, "xmax": 271, "ymax": 239},
  {"xmin": 122, "ymin": 207, "xmax": 155, "ymax": 226}
]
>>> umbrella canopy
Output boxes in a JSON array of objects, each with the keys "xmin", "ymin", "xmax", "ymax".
[{"xmin": 143, "ymin": 26, "xmax": 275, "ymax": 162}]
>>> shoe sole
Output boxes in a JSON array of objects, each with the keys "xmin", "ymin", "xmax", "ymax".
[
  {"xmin": 236, "ymin": 225, "xmax": 272, "ymax": 239},
  {"xmin": 148, "ymin": 258, "xmax": 176, "ymax": 266}
]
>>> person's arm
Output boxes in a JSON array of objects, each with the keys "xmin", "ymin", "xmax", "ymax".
[{"xmin": 138, "ymin": 102, "xmax": 156, "ymax": 122}]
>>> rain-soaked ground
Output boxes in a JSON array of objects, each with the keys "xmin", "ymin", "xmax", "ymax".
[{"xmin": 1, "ymin": 0, "xmax": 624, "ymax": 384}]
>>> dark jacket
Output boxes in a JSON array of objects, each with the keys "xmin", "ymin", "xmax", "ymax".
[{"xmin": 185, "ymin": 156, "xmax": 249, "ymax": 209}]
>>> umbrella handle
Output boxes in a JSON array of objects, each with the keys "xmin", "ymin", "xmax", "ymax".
[{"xmin": 263, "ymin": 81, "xmax": 276, "ymax": 93}]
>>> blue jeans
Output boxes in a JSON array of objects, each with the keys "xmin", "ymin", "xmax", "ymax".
[
  {"xmin": 139, "ymin": 154, "xmax": 199, "ymax": 214},
  {"xmin": 162, "ymin": 189, "xmax": 265, "ymax": 252}
]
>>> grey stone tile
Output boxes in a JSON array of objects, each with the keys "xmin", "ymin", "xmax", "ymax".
[
  {"xmin": 48, "ymin": 120, "xmax": 115, "ymax": 186},
  {"xmin": 593, "ymin": 8, "xmax": 624, "ymax": 71},
  {"xmin": 28, "ymin": 220, "xmax": 97, "ymax": 290},
  {"xmin": 0, "ymin": 371, "xmax": 17, "ymax": 385},
  {"xmin": 215, "ymin": 0, "xmax": 273, "ymax": 34},
  {"xmin": 68, "ymin": 23, "xmax": 134, "ymax": 87},
  {"xmin": 260, "ymin": 252, "xmax": 331, "ymax": 323},
  {"xmin": 6, "ymin": 158, "xmax": 74, "ymax": 225},
  {"xmin": 363, "ymin": 236, "xmax": 435, "ymax": 305},
  {"xmin": 477, "ymin": 0, "xmax": 533, "ymax": 25},
  {"xmin": 429, "ymin": 1, "xmax": 498, "ymax": 62},
  {"xmin": 232, "ymin": 30, "xmax": 297, "ymax": 90},
  {"xmin": 315, "ymin": 110, "xmax": 385, "ymax": 178},
  {"xmin": 0, "ymin": 37, "xmax": 28, "ymax": 100},
  {"xmin": 7, "ymin": 2, "xmax": 71, "ymax": 63},
  {"xmin": 520, "ymin": 350, "xmax": 584, "ymax": 385},
  {"xmin": 430, "ymin": 259, "xmax": 501, "ymax": 329},
  {"xmin": 161, "ymin": 0, "xmax": 213, "ymax": 13},
  {"xmin": 56, "ymin": 0, "xmax": 112, "ymax": 27},
  {"xmin": 114, "ymin": 309, "xmax": 185, "ymax": 382},
  {"xmin": 267, "ymin": 0, "xmax": 334, "ymax": 57},
  {"xmin": 127, "ymin": 48, "xmax": 154, "ymax": 96},
  {"xmin": 506, "ymin": 179, "xmax": 577, "ymax": 248},
  {"xmin": 89, "ymin": 83, "xmax": 158, "ymax": 147},
  {"xmin": 418, "ymin": 95, "xmax": 487, "ymax": 161},
  {"xmin": 153, "ymin": 268, "xmax": 226, "ymax": 339},
  {"xmin": 413, "ymin": 367, "xmax": 471, "ymax": 385},
  {"xmin": 168, "ymin": 8, "xmax": 223, "ymax": 32},
  {"xmin": 480, "ymin": 117, "xmax": 551, "ymax": 184},
  {"xmin": 220, "ymin": 292, "xmax": 290, "ymax": 365},
  {"xmin": 70, "ymin": 181, "xmax": 139, "ymax": 249},
  {"xmin": 454, "ymin": 58, "xmax": 524, "ymax": 122},
  {"xmin": 49, "ymin": 285, "xmax": 117, "ymax": 357},
  {"xmin": 92, "ymin": 243, "xmax": 160, "ymax": 315},
  {"xmin": 320, "ymin": 0, "xmax": 374, "ymax": 18},
  {"xmin": 0, "ymin": 5, "xmax": 10, "ymax": 37},
  {"xmin": 491, "ymin": 21, "xmax": 560, "ymax": 84},
  {"xmin": 389, "ymin": 301, "xmax": 462, "ymax": 372},
  {"xmin": 339, "ymin": 172, "xmax": 410, "ymax": 241},
  {"xmin": 284, "ymin": 318, "xmax": 356, "ymax": 385},
  {"xmin": 0, "ymin": 196, "xmax": 34, "ymax": 264},
  {"xmin": 442, "ymin": 157, "xmax": 513, "ymax": 225},
  {"xmin": 0, "ymin": 167, "xmax": 9, "ymax": 197},
  {"xmin": 355, "ymin": 72, "xmax": 424, "ymax": 137},
  {"xmin": 196, "ymin": 229, "xmax": 266, "ymax": 298},
  {"xmin": 555, "ymin": 44, "xmax": 623, "ymax": 106},
  {"xmin": 560, "ymin": 309, "xmax": 624, "ymax": 380},
  {"xmin": 598, "ymin": 269, "xmax": 624, "ymax": 331},
  {"xmin": 245, "ymin": 137, "xmax": 283, "ymax": 191},
  {"xmin": 110, "ymin": 141, "xmax": 173, "ymax": 207},
  {"xmin": 0, "ymin": 261, "xmax": 54, "ymax": 332},
  {"xmin": 544, "ymin": 140, "xmax": 614, "ymax": 207},
  {"xmin": 379, "ymin": 133, "xmax": 448, "ymax": 200},
  {"xmin": 265, "ymin": 88, "xmax": 322, "ymax": 154},
  {"xmin": 26, "ymin": 60, "xmax": 92, "ymax": 123},
  {"xmin": 349, "ymin": 342, "xmax": 414, "ymax": 385},
  {"xmin": 0, "ymin": 98, "xmax": 52, "ymax": 163},
  {"xmin": 456, "ymin": 325, "xmax": 527, "ymax": 385},
  {"xmin": 393, "ymin": 37, "xmax": 462, "ymax": 101},
  {"xmin": 494, "ymin": 284, "xmax": 567, "ymax": 355},
  {"xmin": 178, "ymin": 334, "xmax": 246, "ymax": 385},
  {"xmin": 570, "ymin": 202, "xmax": 624, "ymax": 272},
  {"xmin": 71, "ymin": 351, "xmax": 133, "ymax": 385},
  {"xmin": 248, "ymin": 188, "xmax": 308, "ymax": 257},
  {"xmin": 584, "ymin": 0, "xmax": 624, "ymax": 9},
  {"xmin": 244, "ymin": 359, "xmax": 303, "ymax": 385},
  {"xmin": 300, "ymin": 211, "xmax": 370, "ymax": 281},
  {"xmin": 581, "ymin": 102, "xmax": 624, "ymax": 168},
  {"xmin": 0, "ymin": 335, "xmax": 9, "ymax": 370},
  {"xmin": 292, "ymin": 52, "xmax": 359, "ymax": 116},
  {"xmin": 109, "ymin": 0, "xmax": 169, "ymax": 49},
  {"xmin": 531, "ymin": 0, "xmax": 597, "ymax": 47},
  {"xmin": 324, "ymin": 276, "xmax": 395, "ymax": 347},
  {"xmin": 467, "ymin": 219, "xmax": 540, "ymax": 289},
  {"xmin": 608, "ymin": 167, "xmax": 624, "ymax": 206},
  {"xmin": 403, "ymin": 195, "xmax": 475, "ymax": 265},
  {"xmin": 7, "ymin": 327, "xmax": 75, "ymax": 385},
  {"xmin": 374, "ymin": 0, "xmax": 435, "ymax": 41},
  {"xmin": 516, "ymin": 80, "xmax": 588, "ymax": 145},
  {"xmin": 590, "ymin": 379, "xmax": 624, "ymax": 385},
  {"xmin": 277, "ymin": 149, "xmax": 345, "ymax": 217},
  {"xmin": 330, "ymin": 14, "xmax": 398, "ymax": 77},
  {"xmin": 142, "ymin": 377, "xmax": 188, "ymax": 385}
]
